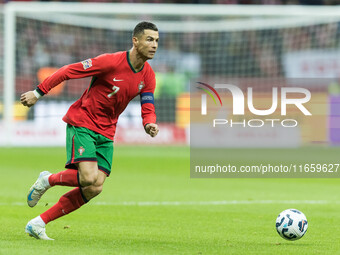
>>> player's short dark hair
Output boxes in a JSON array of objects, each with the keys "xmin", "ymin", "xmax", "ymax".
[{"xmin": 133, "ymin": 22, "xmax": 158, "ymax": 38}]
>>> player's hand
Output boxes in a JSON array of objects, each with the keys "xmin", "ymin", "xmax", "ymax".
[
  {"xmin": 20, "ymin": 91, "xmax": 39, "ymax": 108},
  {"xmin": 145, "ymin": 123, "xmax": 159, "ymax": 138}
]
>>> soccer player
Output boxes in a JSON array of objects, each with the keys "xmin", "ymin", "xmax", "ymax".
[{"xmin": 20, "ymin": 21, "xmax": 159, "ymax": 240}]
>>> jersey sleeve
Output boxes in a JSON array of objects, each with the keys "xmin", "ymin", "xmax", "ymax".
[
  {"xmin": 37, "ymin": 54, "xmax": 113, "ymax": 95},
  {"xmin": 140, "ymin": 69, "xmax": 156, "ymax": 127}
]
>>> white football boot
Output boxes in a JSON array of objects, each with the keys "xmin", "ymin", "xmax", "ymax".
[
  {"xmin": 25, "ymin": 220, "xmax": 54, "ymax": 240},
  {"xmin": 27, "ymin": 171, "xmax": 52, "ymax": 207}
]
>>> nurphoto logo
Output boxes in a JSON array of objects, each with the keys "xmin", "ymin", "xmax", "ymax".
[{"xmin": 197, "ymin": 82, "xmax": 312, "ymax": 128}]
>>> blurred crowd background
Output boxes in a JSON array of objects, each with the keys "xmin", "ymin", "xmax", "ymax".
[
  {"xmin": 0, "ymin": 0, "xmax": 340, "ymax": 146},
  {"xmin": 10, "ymin": 20, "xmax": 340, "ymax": 82}
]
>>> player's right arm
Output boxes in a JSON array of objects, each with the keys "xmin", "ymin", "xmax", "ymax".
[
  {"xmin": 20, "ymin": 90, "xmax": 40, "ymax": 107},
  {"xmin": 20, "ymin": 54, "xmax": 113, "ymax": 108}
]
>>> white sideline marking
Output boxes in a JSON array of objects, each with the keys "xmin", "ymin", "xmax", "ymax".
[
  {"xmin": 0, "ymin": 200, "xmax": 333, "ymax": 206},
  {"xmin": 93, "ymin": 200, "xmax": 332, "ymax": 206}
]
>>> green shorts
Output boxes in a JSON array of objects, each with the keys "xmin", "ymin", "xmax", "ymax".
[{"xmin": 65, "ymin": 124, "xmax": 113, "ymax": 176}]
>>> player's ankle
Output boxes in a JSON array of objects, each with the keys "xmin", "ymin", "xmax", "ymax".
[
  {"xmin": 44, "ymin": 174, "xmax": 52, "ymax": 188},
  {"xmin": 31, "ymin": 216, "xmax": 46, "ymax": 227}
]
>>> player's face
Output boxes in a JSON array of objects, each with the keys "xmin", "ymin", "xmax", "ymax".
[{"xmin": 135, "ymin": 30, "xmax": 159, "ymax": 60}]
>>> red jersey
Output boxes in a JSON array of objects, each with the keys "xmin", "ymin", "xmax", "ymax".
[{"xmin": 37, "ymin": 51, "xmax": 156, "ymax": 140}]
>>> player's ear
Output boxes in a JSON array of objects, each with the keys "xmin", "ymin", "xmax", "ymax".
[{"xmin": 132, "ymin": 36, "xmax": 138, "ymax": 47}]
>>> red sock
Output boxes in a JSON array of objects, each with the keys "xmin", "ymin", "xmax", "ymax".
[
  {"xmin": 49, "ymin": 169, "xmax": 79, "ymax": 187},
  {"xmin": 40, "ymin": 187, "xmax": 87, "ymax": 224}
]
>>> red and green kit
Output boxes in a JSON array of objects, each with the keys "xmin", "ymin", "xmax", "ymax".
[
  {"xmin": 36, "ymin": 51, "xmax": 157, "ymax": 175},
  {"xmin": 37, "ymin": 51, "xmax": 156, "ymax": 140}
]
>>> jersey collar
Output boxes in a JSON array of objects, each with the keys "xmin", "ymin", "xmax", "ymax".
[{"xmin": 126, "ymin": 51, "xmax": 144, "ymax": 73}]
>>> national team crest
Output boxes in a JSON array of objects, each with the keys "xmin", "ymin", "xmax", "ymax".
[
  {"xmin": 81, "ymin": 59, "xmax": 92, "ymax": 70},
  {"xmin": 138, "ymin": 81, "xmax": 145, "ymax": 92},
  {"xmin": 78, "ymin": 146, "xmax": 85, "ymax": 156}
]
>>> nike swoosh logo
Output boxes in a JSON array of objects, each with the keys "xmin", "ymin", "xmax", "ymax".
[
  {"xmin": 28, "ymin": 189, "xmax": 35, "ymax": 201},
  {"xmin": 113, "ymin": 78, "xmax": 123, "ymax": 82}
]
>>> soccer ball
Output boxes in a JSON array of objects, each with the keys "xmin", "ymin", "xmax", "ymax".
[{"xmin": 275, "ymin": 209, "xmax": 308, "ymax": 241}]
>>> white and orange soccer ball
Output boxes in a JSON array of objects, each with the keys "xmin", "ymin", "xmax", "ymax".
[{"xmin": 275, "ymin": 209, "xmax": 308, "ymax": 241}]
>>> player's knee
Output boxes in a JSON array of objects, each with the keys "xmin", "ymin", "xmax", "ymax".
[
  {"xmin": 80, "ymin": 172, "xmax": 98, "ymax": 187},
  {"xmin": 77, "ymin": 162, "xmax": 99, "ymax": 187}
]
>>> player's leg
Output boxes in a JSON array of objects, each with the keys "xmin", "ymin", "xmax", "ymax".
[
  {"xmin": 49, "ymin": 124, "xmax": 99, "ymax": 187},
  {"xmin": 25, "ymin": 187, "xmax": 85, "ymax": 240},
  {"xmin": 25, "ymin": 137, "xmax": 110, "ymax": 240},
  {"xmin": 77, "ymin": 161, "xmax": 99, "ymax": 187},
  {"xmin": 48, "ymin": 156, "xmax": 99, "ymax": 187},
  {"xmin": 27, "ymin": 168, "xmax": 81, "ymax": 208},
  {"xmin": 77, "ymin": 132, "xmax": 112, "ymax": 200},
  {"xmin": 26, "ymin": 125, "xmax": 97, "ymax": 207},
  {"xmin": 25, "ymin": 162, "xmax": 104, "ymax": 240},
  {"xmin": 45, "ymin": 155, "xmax": 98, "ymax": 188},
  {"xmin": 38, "ymin": 162, "xmax": 105, "ymax": 223},
  {"xmin": 81, "ymin": 170, "xmax": 107, "ymax": 200},
  {"xmin": 26, "ymin": 127, "xmax": 112, "ymax": 240},
  {"xmin": 34, "ymin": 134, "xmax": 113, "ymax": 225}
]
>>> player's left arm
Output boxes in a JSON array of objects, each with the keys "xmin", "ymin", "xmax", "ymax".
[
  {"xmin": 145, "ymin": 123, "xmax": 159, "ymax": 138},
  {"xmin": 140, "ymin": 72, "xmax": 158, "ymax": 138}
]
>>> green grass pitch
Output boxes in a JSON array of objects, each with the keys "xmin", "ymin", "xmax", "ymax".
[{"xmin": 1, "ymin": 146, "xmax": 340, "ymax": 255}]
